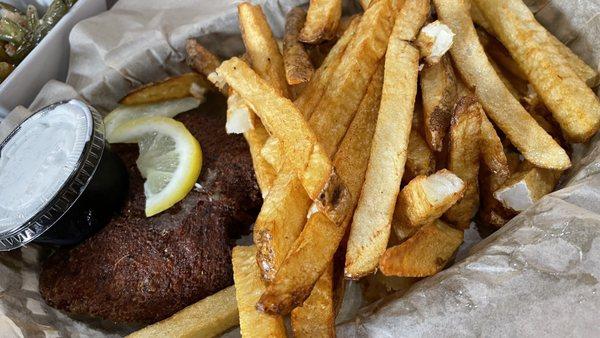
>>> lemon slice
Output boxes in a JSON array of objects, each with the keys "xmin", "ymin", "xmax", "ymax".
[
  {"xmin": 109, "ymin": 116, "xmax": 202, "ymax": 216},
  {"xmin": 104, "ymin": 97, "xmax": 201, "ymax": 141}
]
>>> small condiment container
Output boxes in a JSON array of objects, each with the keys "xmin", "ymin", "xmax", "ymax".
[{"xmin": 0, "ymin": 99, "xmax": 128, "ymax": 250}]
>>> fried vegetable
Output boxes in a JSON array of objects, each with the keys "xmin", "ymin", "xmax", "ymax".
[
  {"xmin": 244, "ymin": 125, "xmax": 277, "ymax": 197},
  {"xmin": 185, "ymin": 39, "xmax": 222, "ymax": 80},
  {"xmin": 260, "ymin": 136, "xmax": 283, "ymax": 172},
  {"xmin": 433, "ymin": 0, "xmax": 570, "ymax": 170},
  {"xmin": 379, "ymin": 220, "xmax": 464, "ymax": 277},
  {"xmin": 238, "ymin": 2, "xmax": 290, "ymax": 98},
  {"xmin": 232, "ymin": 246, "xmax": 287, "ymax": 338},
  {"xmin": 393, "ymin": 169, "xmax": 466, "ymax": 241},
  {"xmin": 494, "ymin": 162, "xmax": 562, "ymax": 212},
  {"xmin": 393, "ymin": 0, "xmax": 430, "ymax": 41},
  {"xmin": 345, "ymin": 3, "xmax": 422, "ymax": 278},
  {"xmin": 127, "ymin": 286, "xmax": 238, "ymax": 338},
  {"xmin": 299, "ymin": 0, "xmax": 342, "ymax": 44},
  {"xmin": 415, "ymin": 20, "xmax": 455, "ymax": 65},
  {"xmin": 475, "ymin": 27, "xmax": 527, "ymax": 82},
  {"xmin": 257, "ymin": 65, "xmax": 383, "ymax": 314},
  {"xmin": 420, "ymin": 55, "xmax": 457, "ymax": 152},
  {"xmin": 284, "ymin": 8, "xmax": 314, "ymax": 85},
  {"xmin": 359, "ymin": 0, "xmax": 371, "ymax": 10},
  {"xmin": 473, "ymin": 0, "xmax": 600, "ymax": 143},
  {"xmin": 480, "ymin": 113, "xmax": 509, "ymax": 178},
  {"xmin": 291, "ymin": 264, "xmax": 335, "ymax": 338},
  {"xmin": 120, "ymin": 73, "xmax": 210, "ymax": 106},
  {"xmin": 404, "ymin": 129, "xmax": 436, "ymax": 184},
  {"xmin": 443, "ymin": 96, "xmax": 482, "ymax": 229},
  {"xmin": 294, "ymin": 16, "xmax": 359, "ymax": 119}
]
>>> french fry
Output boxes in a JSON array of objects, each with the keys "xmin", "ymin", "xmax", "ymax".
[
  {"xmin": 186, "ymin": 39, "xmax": 222, "ymax": 82},
  {"xmin": 260, "ymin": 136, "xmax": 283, "ymax": 172},
  {"xmin": 478, "ymin": 164, "xmax": 514, "ymax": 229},
  {"xmin": 128, "ymin": 286, "xmax": 238, "ymax": 338},
  {"xmin": 393, "ymin": 0, "xmax": 430, "ymax": 41},
  {"xmin": 345, "ymin": 4, "xmax": 422, "ymax": 278},
  {"xmin": 232, "ymin": 246, "xmax": 286, "ymax": 337},
  {"xmin": 238, "ymin": 3, "xmax": 290, "ymax": 98},
  {"xmin": 443, "ymin": 96, "xmax": 482, "ymax": 229},
  {"xmin": 359, "ymin": 0, "xmax": 371, "ymax": 10},
  {"xmin": 404, "ymin": 129, "xmax": 436, "ymax": 184},
  {"xmin": 284, "ymin": 8, "xmax": 315, "ymax": 85},
  {"xmin": 308, "ymin": 0, "xmax": 394, "ymax": 156},
  {"xmin": 379, "ymin": 220, "xmax": 464, "ymax": 277},
  {"xmin": 213, "ymin": 58, "xmax": 350, "ymax": 220},
  {"xmin": 494, "ymin": 162, "xmax": 561, "ymax": 212},
  {"xmin": 420, "ymin": 55, "xmax": 457, "ymax": 152},
  {"xmin": 295, "ymin": 16, "xmax": 359, "ymax": 119},
  {"xmin": 469, "ymin": 0, "xmax": 600, "ymax": 88},
  {"xmin": 415, "ymin": 20, "xmax": 455, "ymax": 65},
  {"xmin": 393, "ymin": 169, "xmax": 466, "ymax": 241},
  {"xmin": 480, "ymin": 113, "xmax": 509, "ymax": 178},
  {"xmin": 120, "ymin": 73, "xmax": 210, "ymax": 106},
  {"xmin": 475, "ymin": 27, "xmax": 528, "ymax": 82},
  {"xmin": 433, "ymin": 0, "xmax": 570, "ymax": 170},
  {"xmin": 244, "ymin": 127, "xmax": 277, "ymax": 197},
  {"xmin": 299, "ymin": 0, "xmax": 342, "ymax": 44},
  {"xmin": 472, "ymin": 0, "xmax": 600, "ymax": 143},
  {"xmin": 258, "ymin": 65, "xmax": 383, "ymax": 314},
  {"xmin": 291, "ymin": 264, "xmax": 335, "ymax": 338}
]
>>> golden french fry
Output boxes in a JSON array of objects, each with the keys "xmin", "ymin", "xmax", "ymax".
[
  {"xmin": 291, "ymin": 264, "xmax": 335, "ymax": 338},
  {"xmin": 359, "ymin": 0, "xmax": 371, "ymax": 10},
  {"xmin": 393, "ymin": 169, "xmax": 466, "ymax": 241},
  {"xmin": 128, "ymin": 286, "xmax": 238, "ymax": 338},
  {"xmin": 478, "ymin": 163, "xmax": 514, "ymax": 228},
  {"xmin": 244, "ymin": 124, "xmax": 277, "ymax": 196},
  {"xmin": 415, "ymin": 20, "xmax": 455, "ymax": 65},
  {"xmin": 404, "ymin": 129, "xmax": 436, "ymax": 184},
  {"xmin": 494, "ymin": 162, "xmax": 561, "ymax": 212},
  {"xmin": 345, "ymin": 6, "xmax": 422, "ymax": 278},
  {"xmin": 299, "ymin": 0, "xmax": 342, "ymax": 43},
  {"xmin": 295, "ymin": 16, "xmax": 359, "ymax": 119},
  {"xmin": 434, "ymin": 0, "xmax": 570, "ymax": 170},
  {"xmin": 212, "ymin": 58, "xmax": 350, "ymax": 221},
  {"xmin": 475, "ymin": 27, "xmax": 528, "ymax": 82},
  {"xmin": 185, "ymin": 38, "xmax": 222, "ymax": 78},
  {"xmin": 443, "ymin": 96, "xmax": 482, "ymax": 229},
  {"xmin": 239, "ymin": 2, "xmax": 290, "ymax": 98},
  {"xmin": 420, "ymin": 55, "xmax": 457, "ymax": 152},
  {"xmin": 284, "ymin": 8, "xmax": 315, "ymax": 85},
  {"xmin": 480, "ymin": 113, "xmax": 509, "ymax": 177},
  {"xmin": 393, "ymin": 0, "xmax": 430, "ymax": 41},
  {"xmin": 473, "ymin": 0, "xmax": 600, "ymax": 143},
  {"xmin": 120, "ymin": 73, "xmax": 209, "ymax": 106},
  {"xmin": 469, "ymin": 0, "xmax": 600, "ymax": 88},
  {"xmin": 232, "ymin": 246, "xmax": 287, "ymax": 337},
  {"xmin": 379, "ymin": 220, "xmax": 464, "ymax": 277},
  {"xmin": 309, "ymin": 0, "xmax": 394, "ymax": 156},
  {"xmin": 260, "ymin": 136, "xmax": 283, "ymax": 172},
  {"xmin": 258, "ymin": 65, "xmax": 383, "ymax": 314}
]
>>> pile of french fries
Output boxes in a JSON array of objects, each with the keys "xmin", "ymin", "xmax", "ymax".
[{"xmin": 130, "ymin": 0, "xmax": 600, "ymax": 336}]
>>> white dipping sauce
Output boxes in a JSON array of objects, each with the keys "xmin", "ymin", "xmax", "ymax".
[{"xmin": 0, "ymin": 100, "xmax": 92, "ymax": 234}]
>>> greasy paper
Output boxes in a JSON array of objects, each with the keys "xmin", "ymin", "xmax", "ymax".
[{"xmin": 0, "ymin": 0, "xmax": 598, "ymax": 336}]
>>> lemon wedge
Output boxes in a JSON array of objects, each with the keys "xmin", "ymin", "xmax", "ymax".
[
  {"xmin": 104, "ymin": 97, "xmax": 201, "ymax": 141},
  {"xmin": 109, "ymin": 116, "xmax": 202, "ymax": 216}
]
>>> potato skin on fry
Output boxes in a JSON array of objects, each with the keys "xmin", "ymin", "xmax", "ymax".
[
  {"xmin": 299, "ymin": 0, "xmax": 342, "ymax": 44},
  {"xmin": 404, "ymin": 129, "xmax": 436, "ymax": 183},
  {"xmin": 291, "ymin": 264, "xmax": 335, "ymax": 338},
  {"xmin": 420, "ymin": 55, "xmax": 457, "ymax": 152},
  {"xmin": 284, "ymin": 8, "xmax": 315, "ymax": 85},
  {"xmin": 120, "ymin": 73, "xmax": 209, "ymax": 106},
  {"xmin": 444, "ymin": 96, "xmax": 482, "ymax": 230},
  {"xmin": 473, "ymin": 0, "xmax": 600, "ymax": 143},
  {"xmin": 434, "ymin": 0, "xmax": 570, "ymax": 170},
  {"xmin": 380, "ymin": 220, "xmax": 464, "ymax": 277}
]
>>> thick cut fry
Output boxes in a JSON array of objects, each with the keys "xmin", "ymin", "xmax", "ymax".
[
  {"xmin": 379, "ymin": 220, "xmax": 464, "ymax": 277},
  {"xmin": 309, "ymin": 0, "xmax": 394, "ymax": 156},
  {"xmin": 128, "ymin": 286, "xmax": 238, "ymax": 338},
  {"xmin": 260, "ymin": 136, "xmax": 283, "ymax": 172},
  {"xmin": 415, "ymin": 20, "xmax": 455, "ymax": 65},
  {"xmin": 232, "ymin": 246, "xmax": 286, "ymax": 338},
  {"xmin": 258, "ymin": 66, "xmax": 383, "ymax": 314},
  {"xmin": 284, "ymin": 8, "xmax": 315, "ymax": 85},
  {"xmin": 244, "ymin": 124, "xmax": 276, "ymax": 196},
  {"xmin": 291, "ymin": 264, "xmax": 335, "ymax": 338},
  {"xmin": 473, "ymin": 0, "xmax": 600, "ymax": 143},
  {"xmin": 469, "ymin": 0, "xmax": 600, "ymax": 88},
  {"xmin": 393, "ymin": 0, "xmax": 430, "ymax": 41},
  {"xmin": 238, "ymin": 3, "xmax": 290, "ymax": 98},
  {"xmin": 393, "ymin": 169, "xmax": 465, "ymax": 240},
  {"xmin": 294, "ymin": 16, "xmax": 359, "ymax": 119},
  {"xmin": 478, "ymin": 164, "xmax": 514, "ymax": 229},
  {"xmin": 420, "ymin": 55, "xmax": 457, "ymax": 152},
  {"xmin": 186, "ymin": 38, "xmax": 222, "ymax": 79},
  {"xmin": 404, "ymin": 129, "xmax": 436, "ymax": 184},
  {"xmin": 212, "ymin": 58, "xmax": 350, "ymax": 222},
  {"xmin": 434, "ymin": 0, "xmax": 570, "ymax": 170},
  {"xmin": 443, "ymin": 96, "xmax": 482, "ymax": 229},
  {"xmin": 480, "ymin": 113, "xmax": 509, "ymax": 177},
  {"xmin": 120, "ymin": 73, "xmax": 209, "ymax": 105},
  {"xmin": 299, "ymin": 0, "xmax": 342, "ymax": 43},
  {"xmin": 475, "ymin": 27, "xmax": 528, "ymax": 82},
  {"xmin": 345, "ymin": 12, "xmax": 421, "ymax": 278},
  {"xmin": 494, "ymin": 162, "xmax": 561, "ymax": 212}
]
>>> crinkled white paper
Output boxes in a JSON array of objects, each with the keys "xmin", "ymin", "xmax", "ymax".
[{"xmin": 0, "ymin": 0, "xmax": 598, "ymax": 336}]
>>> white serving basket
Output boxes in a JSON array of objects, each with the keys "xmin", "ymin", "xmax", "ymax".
[{"xmin": 0, "ymin": 0, "xmax": 107, "ymax": 117}]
